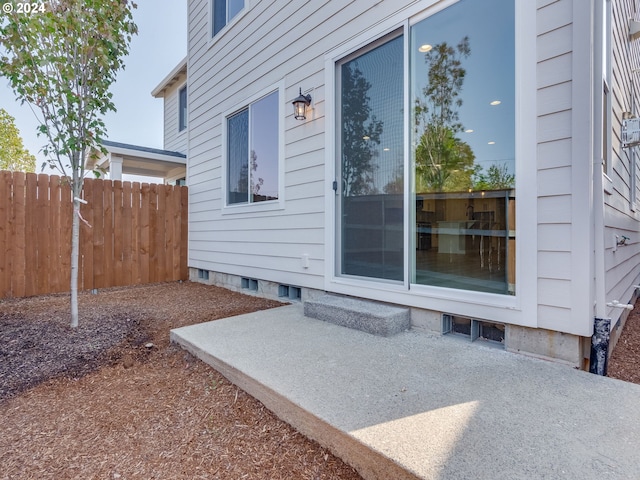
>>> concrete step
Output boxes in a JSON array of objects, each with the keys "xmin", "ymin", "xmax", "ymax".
[{"xmin": 303, "ymin": 294, "xmax": 410, "ymax": 337}]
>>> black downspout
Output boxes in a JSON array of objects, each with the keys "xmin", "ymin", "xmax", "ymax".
[{"xmin": 589, "ymin": 317, "xmax": 611, "ymax": 375}]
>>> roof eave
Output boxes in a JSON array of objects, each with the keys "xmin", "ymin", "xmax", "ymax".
[{"xmin": 151, "ymin": 56, "xmax": 188, "ymax": 98}]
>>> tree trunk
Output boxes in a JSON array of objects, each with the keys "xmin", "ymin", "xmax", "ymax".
[{"xmin": 70, "ymin": 181, "xmax": 81, "ymax": 328}]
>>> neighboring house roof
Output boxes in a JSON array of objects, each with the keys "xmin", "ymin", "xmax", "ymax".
[
  {"xmin": 101, "ymin": 140, "xmax": 186, "ymax": 160},
  {"xmin": 90, "ymin": 140, "xmax": 186, "ymax": 181},
  {"xmin": 151, "ymin": 57, "xmax": 187, "ymax": 98}
]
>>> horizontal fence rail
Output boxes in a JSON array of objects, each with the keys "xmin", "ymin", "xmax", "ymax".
[{"xmin": 0, "ymin": 171, "xmax": 188, "ymax": 299}]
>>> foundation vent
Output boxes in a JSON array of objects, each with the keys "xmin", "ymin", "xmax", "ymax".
[{"xmin": 443, "ymin": 314, "xmax": 505, "ymax": 348}]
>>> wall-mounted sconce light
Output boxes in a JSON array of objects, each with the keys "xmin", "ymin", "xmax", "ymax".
[{"xmin": 292, "ymin": 88, "xmax": 312, "ymax": 120}]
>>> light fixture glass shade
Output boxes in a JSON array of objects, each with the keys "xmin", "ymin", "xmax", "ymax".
[{"xmin": 292, "ymin": 88, "xmax": 311, "ymax": 120}]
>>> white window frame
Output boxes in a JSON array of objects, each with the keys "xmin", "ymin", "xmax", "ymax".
[
  {"xmin": 221, "ymin": 82, "xmax": 285, "ymax": 215},
  {"xmin": 178, "ymin": 83, "xmax": 187, "ymax": 133},
  {"xmin": 323, "ymin": 0, "xmax": 537, "ymax": 328},
  {"xmin": 209, "ymin": 0, "xmax": 247, "ymax": 43}
]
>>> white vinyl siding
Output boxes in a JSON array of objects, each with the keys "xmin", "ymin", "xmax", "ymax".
[{"xmin": 535, "ymin": 0, "xmax": 584, "ymax": 334}]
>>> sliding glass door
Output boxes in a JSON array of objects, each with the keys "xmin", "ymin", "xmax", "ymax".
[{"xmin": 335, "ymin": 0, "xmax": 515, "ymax": 295}]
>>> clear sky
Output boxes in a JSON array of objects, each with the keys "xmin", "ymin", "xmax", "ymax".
[{"xmin": 0, "ymin": 0, "xmax": 188, "ymax": 169}]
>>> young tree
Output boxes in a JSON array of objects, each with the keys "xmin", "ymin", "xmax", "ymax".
[
  {"xmin": 0, "ymin": 108, "xmax": 36, "ymax": 172},
  {"xmin": 0, "ymin": 0, "xmax": 137, "ymax": 327}
]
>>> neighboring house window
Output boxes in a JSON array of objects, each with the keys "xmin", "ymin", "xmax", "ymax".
[
  {"xmin": 179, "ymin": 85, "xmax": 187, "ymax": 132},
  {"xmin": 227, "ymin": 90, "xmax": 279, "ymax": 205},
  {"xmin": 212, "ymin": 0, "xmax": 244, "ymax": 37}
]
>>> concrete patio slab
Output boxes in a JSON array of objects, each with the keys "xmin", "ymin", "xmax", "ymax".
[{"xmin": 170, "ymin": 304, "xmax": 640, "ymax": 480}]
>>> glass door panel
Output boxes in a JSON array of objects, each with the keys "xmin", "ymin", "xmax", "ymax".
[
  {"xmin": 410, "ymin": 0, "xmax": 516, "ymax": 295},
  {"xmin": 338, "ymin": 34, "xmax": 405, "ymax": 281}
]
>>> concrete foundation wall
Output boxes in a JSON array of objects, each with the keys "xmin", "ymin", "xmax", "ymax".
[
  {"xmin": 191, "ymin": 268, "xmax": 595, "ymax": 368},
  {"xmin": 189, "ymin": 267, "xmax": 324, "ymax": 304},
  {"xmin": 506, "ymin": 325, "xmax": 585, "ymax": 368}
]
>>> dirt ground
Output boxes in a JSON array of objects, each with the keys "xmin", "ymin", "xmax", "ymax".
[
  {"xmin": 607, "ymin": 301, "xmax": 640, "ymax": 384},
  {"xmin": 1, "ymin": 282, "xmax": 639, "ymax": 480},
  {"xmin": 0, "ymin": 282, "xmax": 363, "ymax": 480}
]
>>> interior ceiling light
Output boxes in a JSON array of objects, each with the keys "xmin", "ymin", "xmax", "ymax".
[
  {"xmin": 490, "ymin": 100, "xmax": 501, "ymax": 106},
  {"xmin": 362, "ymin": 135, "xmax": 370, "ymax": 140},
  {"xmin": 465, "ymin": 129, "xmax": 474, "ymax": 133},
  {"xmin": 488, "ymin": 141, "xmax": 496, "ymax": 145},
  {"xmin": 419, "ymin": 44, "xmax": 432, "ymax": 52}
]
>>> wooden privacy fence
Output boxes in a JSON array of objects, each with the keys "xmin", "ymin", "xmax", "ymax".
[{"xmin": 0, "ymin": 171, "xmax": 188, "ymax": 299}]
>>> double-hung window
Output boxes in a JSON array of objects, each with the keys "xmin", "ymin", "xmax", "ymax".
[
  {"xmin": 212, "ymin": 0, "xmax": 244, "ymax": 37},
  {"xmin": 226, "ymin": 90, "xmax": 279, "ymax": 205}
]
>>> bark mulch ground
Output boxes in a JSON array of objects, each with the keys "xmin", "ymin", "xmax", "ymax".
[
  {"xmin": 608, "ymin": 299, "xmax": 640, "ymax": 384},
  {"xmin": 2, "ymin": 282, "xmax": 639, "ymax": 479},
  {"xmin": 0, "ymin": 282, "xmax": 363, "ymax": 480}
]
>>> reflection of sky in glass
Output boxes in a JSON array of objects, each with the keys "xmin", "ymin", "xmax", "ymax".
[
  {"xmin": 229, "ymin": 0, "xmax": 244, "ymax": 21},
  {"xmin": 251, "ymin": 91, "xmax": 279, "ymax": 200},
  {"xmin": 411, "ymin": 0, "xmax": 515, "ymax": 175},
  {"xmin": 347, "ymin": 35, "xmax": 404, "ymax": 192}
]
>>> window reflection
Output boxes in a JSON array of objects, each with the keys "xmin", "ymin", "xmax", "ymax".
[
  {"xmin": 250, "ymin": 91, "xmax": 278, "ymax": 202},
  {"xmin": 411, "ymin": 0, "xmax": 515, "ymax": 294},
  {"xmin": 227, "ymin": 109, "xmax": 249, "ymax": 204}
]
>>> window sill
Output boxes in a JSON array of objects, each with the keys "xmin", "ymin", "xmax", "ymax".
[{"xmin": 222, "ymin": 199, "xmax": 284, "ymax": 215}]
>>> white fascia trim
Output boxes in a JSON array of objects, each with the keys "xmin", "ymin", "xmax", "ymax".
[
  {"xmin": 151, "ymin": 57, "xmax": 187, "ymax": 98},
  {"xmin": 103, "ymin": 145, "xmax": 187, "ymax": 165}
]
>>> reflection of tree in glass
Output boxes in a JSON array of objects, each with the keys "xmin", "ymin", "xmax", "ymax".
[
  {"xmin": 473, "ymin": 162, "xmax": 514, "ymax": 190},
  {"xmin": 384, "ymin": 164, "xmax": 403, "ymax": 194},
  {"xmin": 341, "ymin": 62, "xmax": 383, "ymax": 196},
  {"xmin": 249, "ymin": 150, "xmax": 264, "ymax": 196},
  {"xmin": 414, "ymin": 37, "xmax": 475, "ymax": 192},
  {"xmin": 236, "ymin": 150, "xmax": 265, "ymax": 197}
]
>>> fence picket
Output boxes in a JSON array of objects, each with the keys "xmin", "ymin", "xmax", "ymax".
[
  {"xmin": 0, "ymin": 171, "xmax": 10, "ymax": 297},
  {"xmin": 113, "ymin": 180, "xmax": 124, "ymax": 286},
  {"xmin": 131, "ymin": 182, "xmax": 141, "ymax": 285},
  {"xmin": 103, "ymin": 179, "xmax": 114, "ymax": 288},
  {"xmin": 36, "ymin": 174, "xmax": 50, "ymax": 295},
  {"xmin": 11, "ymin": 172, "xmax": 26, "ymax": 297}
]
